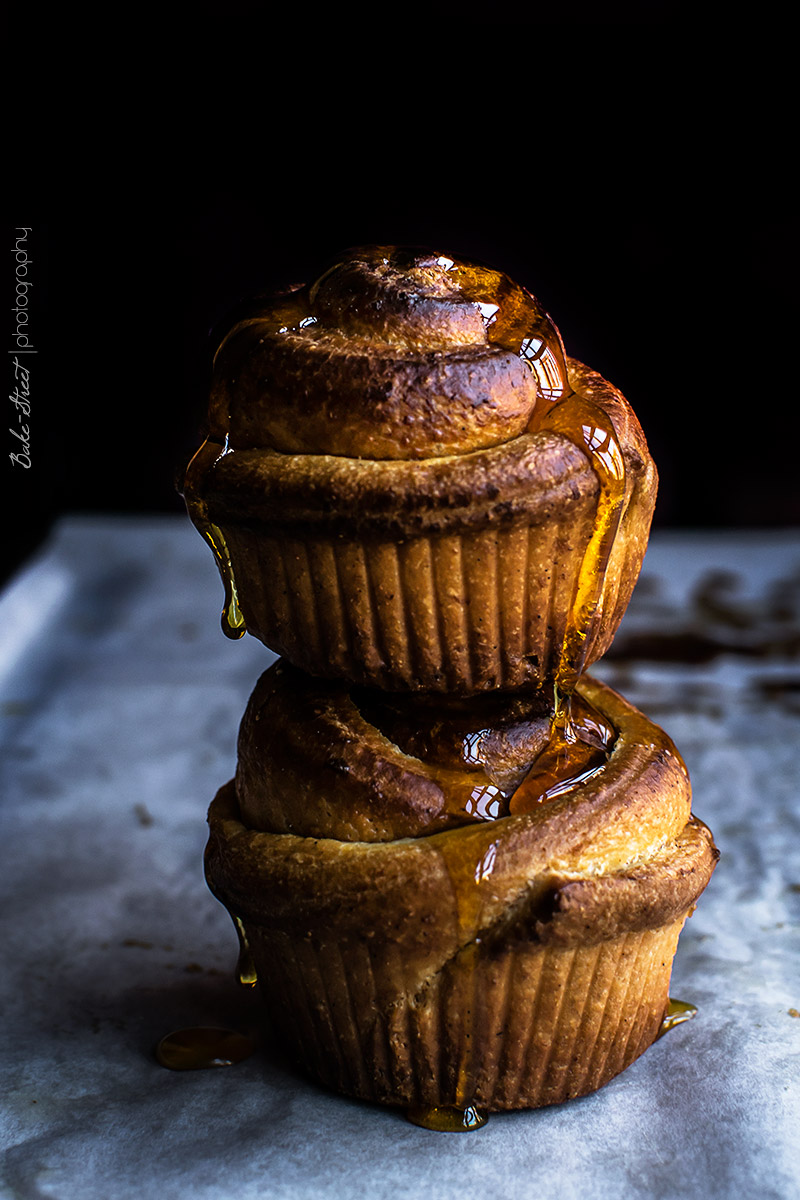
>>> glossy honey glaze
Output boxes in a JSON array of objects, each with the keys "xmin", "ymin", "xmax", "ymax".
[
  {"xmin": 508, "ymin": 695, "xmax": 615, "ymax": 816},
  {"xmin": 356, "ymin": 682, "xmax": 616, "ymax": 826},
  {"xmin": 533, "ymin": 394, "xmax": 626, "ymax": 695}
]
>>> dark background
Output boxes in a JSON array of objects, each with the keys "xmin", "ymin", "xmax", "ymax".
[{"xmin": 5, "ymin": 29, "xmax": 796, "ymax": 586}]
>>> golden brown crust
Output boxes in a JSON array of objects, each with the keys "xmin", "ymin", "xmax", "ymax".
[
  {"xmin": 188, "ymin": 427, "xmax": 587, "ymax": 537},
  {"xmin": 208, "ymin": 677, "xmax": 717, "ymax": 972},
  {"xmin": 531, "ymin": 818, "xmax": 716, "ymax": 946},
  {"xmin": 206, "ymin": 247, "xmax": 558, "ymax": 461},
  {"xmin": 214, "ymin": 333, "xmax": 538, "ymax": 461},
  {"xmin": 235, "ymin": 661, "xmax": 555, "ymax": 840},
  {"xmin": 308, "ymin": 252, "xmax": 489, "ymax": 346},
  {"xmin": 206, "ymin": 678, "xmax": 717, "ymax": 1115},
  {"xmin": 189, "ymin": 358, "xmax": 653, "ymax": 539}
]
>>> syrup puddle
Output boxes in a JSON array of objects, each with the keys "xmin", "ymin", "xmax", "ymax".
[
  {"xmin": 155, "ymin": 1027, "xmax": 256, "ymax": 1071},
  {"xmin": 406, "ymin": 1104, "xmax": 489, "ymax": 1132}
]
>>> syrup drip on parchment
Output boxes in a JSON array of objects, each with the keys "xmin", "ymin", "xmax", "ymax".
[
  {"xmin": 656, "ymin": 997, "xmax": 698, "ymax": 1038},
  {"xmin": 155, "ymin": 1026, "xmax": 256, "ymax": 1071},
  {"xmin": 153, "ymin": 999, "xmax": 697, "ymax": 1088},
  {"xmin": 153, "ymin": 916, "xmax": 259, "ymax": 1072},
  {"xmin": 406, "ymin": 1104, "xmax": 488, "ymax": 1132}
]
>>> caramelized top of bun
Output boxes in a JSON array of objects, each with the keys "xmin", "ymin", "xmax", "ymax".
[{"xmin": 208, "ymin": 247, "xmax": 569, "ymax": 460}]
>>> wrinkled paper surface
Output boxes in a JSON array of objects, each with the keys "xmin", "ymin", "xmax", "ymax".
[{"xmin": 1, "ymin": 518, "xmax": 798, "ymax": 1200}]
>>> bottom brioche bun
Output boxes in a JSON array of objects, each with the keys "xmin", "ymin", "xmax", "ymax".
[
  {"xmin": 241, "ymin": 909, "xmax": 688, "ymax": 1111},
  {"xmin": 205, "ymin": 676, "xmax": 717, "ymax": 1113}
]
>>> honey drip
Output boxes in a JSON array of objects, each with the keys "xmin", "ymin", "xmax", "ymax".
[
  {"xmin": 182, "ymin": 439, "xmax": 247, "ymax": 641},
  {"xmin": 507, "ymin": 382, "xmax": 625, "ymax": 809},
  {"xmin": 508, "ymin": 697, "xmax": 614, "ymax": 817},
  {"xmin": 523, "ymin": 343, "xmax": 626, "ymax": 806},
  {"xmin": 231, "ymin": 912, "xmax": 258, "ymax": 987},
  {"xmin": 201, "ymin": 521, "xmax": 246, "ymax": 640},
  {"xmin": 432, "ymin": 254, "xmax": 571, "ymax": 404},
  {"xmin": 357, "ymin": 687, "xmax": 615, "ymax": 828},
  {"xmin": 657, "ymin": 997, "xmax": 698, "ymax": 1038},
  {"xmin": 431, "ymin": 249, "xmax": 623, "ymax": 758},
  {"xmin": 155, "ymin": 1027, "xmax": 256, "ymax": 1070},
  {"xmin": 532, "ymin": 393, "xmax": 626, "ymax": 694},
  {"xmin": 406, "ymin": 1104, "xmax": 489, "ymax": 1132},
  {"xmin": 425, "ymin": 252, "xmax": 625, "ymax": 685}
]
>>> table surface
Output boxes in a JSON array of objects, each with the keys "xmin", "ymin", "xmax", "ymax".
[{"xmin": 1, "ymin": 516, "xmax": 798, "ymax": 1200}]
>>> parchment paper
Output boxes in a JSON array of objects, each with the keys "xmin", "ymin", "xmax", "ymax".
[{"xmin": 1, "ymin": 518, "xmax": 798, "ymax": 1200}]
